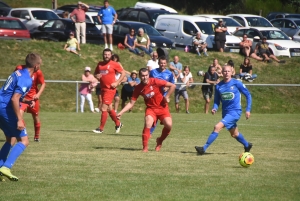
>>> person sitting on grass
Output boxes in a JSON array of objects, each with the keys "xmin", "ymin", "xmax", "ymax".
[
  {"xmin": 64, "ymin": 31, "xmax": 81, "ymax": 56},
  {"xmin": 255, "ymin": 36, "xmax": 285, "ymax": 63},
  {"xmin": 193, "ymin": 32, "xmax": 208, "ymax": 56},
  {"xmin": 239, "ymin": 34, "xmax": 263, "ymax": 62},
  {"xmin": 239, "ymin": 57, "xmax": 257, "ymax": 82}
]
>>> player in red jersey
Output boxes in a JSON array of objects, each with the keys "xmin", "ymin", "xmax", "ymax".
[
  {"xmin": 15, "ymin": 65, "xmax": 46, "ymax": 142},
  {"xmin": 117, "ymin": 68, "xmax": 176, "ymax": 152},
  {"xmin": 93, "ymin": 48, "xmax": 126, "ymax": 134}
]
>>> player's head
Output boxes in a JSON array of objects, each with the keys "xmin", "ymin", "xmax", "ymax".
[
  {"xmin": 158, "ymin": 56, "xmax": 167, "ymax": 71},
  {"xmin": 139, "ymin": 68, "xmax": 149, "ymax": 84},
  {"xmin": 103, "ymin": 48, "xmax": 112, "ymax": 62},
  {"xmin": 222, "ymin": 65, "xmax": 232, "ymax": 80},
  {"xmin": 111, "ymin": 54, "xmax": 120, "ymax": 62},
  {"xmin": 25, "ymin": 53, "xmax": 42, "ymax": 71}
]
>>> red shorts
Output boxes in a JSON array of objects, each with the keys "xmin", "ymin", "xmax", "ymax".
[
  {"xmin": 101, "ymin": 88, "xmax": 116, "ymax": 105},
  {"xmin": 20, "ymin": 100, "xmax": 39, "ymax": 115},
  {"xmin": 145, "ymin": 106, "xmax": 171, "ymax": 125}
]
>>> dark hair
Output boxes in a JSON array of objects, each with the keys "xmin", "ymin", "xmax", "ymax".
[
  {"xmin": 111, "ymin": 54, "xmax": 120, "ymax": 62},
  {"xmin": 227, "ymin": 60, "xmax": 234, "ymax": 67},
  {"xmin": 62, "ymin": 11, "xmax": 69, "ymax": 18},
  {"xmin": 25, "ymin": 53, "xmax": 41, "ymax": 68},
  {"xmin": 104, "ymin": 0, "xmax": 109, "ymax": 3},
  {"xmin": 139, "ymin": 68, "xmax": 149, "ymax": 76},
  {"xmin": 103, "ymin": 48, "xmax": 112, "ymax": 54},
  {"xmin": 243, "ymin": 57, "xmax": 251, "ymax": 67},
  {"xmin": 158, "ymin": 55, "xmax": 167, "ymax": 63},
  {"xmin": 183, "ymin": 65, "xmax": 190, "ymax": 71}
]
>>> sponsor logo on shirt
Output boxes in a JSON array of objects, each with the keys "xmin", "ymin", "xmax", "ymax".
[
  {"xmin": 221, "ymin": 92, "xmax": 234, "ymax": 100},
  {"xmin": 100, "ymin": 70, "xmax": 109, "ymax": 75},
  {"xmin": 145, "ymin": 91, "xmax": 155, "ymax": 99}
]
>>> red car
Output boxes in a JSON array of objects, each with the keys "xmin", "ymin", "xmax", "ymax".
[{"xmin": 0, "ymin": 17, "xmax": 30, "ymax": 40}]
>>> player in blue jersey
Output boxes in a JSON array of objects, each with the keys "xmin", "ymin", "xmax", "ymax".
[
  {"xmin": 149, "ymin": 56, "xmax": 174, "ymax": 135},
  {"xmin": 0, "ymin": 53, "xmax": 42, "ymax": 181},
  {"xmin": 195, "ymin": 65, "xmax": 252, "ymax": 155}
]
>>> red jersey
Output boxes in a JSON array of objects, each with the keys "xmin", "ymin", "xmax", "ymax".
[
  {"xmin": 132, "ymin": 78, "xmax": 168, "ymax": 109},
  {"xmin": 94, "ymin": 60, "xmax": 123, "ymax": 89},
  {"xmin": 16, "ymin": 65, "xmax": 45, "ymax": 99}
]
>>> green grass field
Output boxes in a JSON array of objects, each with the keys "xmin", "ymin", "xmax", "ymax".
[{"xmin": 0, "ymin": 112, "xmax": 299, "ymax": 200}]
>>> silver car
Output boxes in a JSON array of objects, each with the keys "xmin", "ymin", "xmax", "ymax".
[
  {"xmin": 271, "ymin": 18, "xmax": 300, "ymax": 38},
  {"xmin": 293, "ymin": 29, "xmax": 300, "ymax": 42}
]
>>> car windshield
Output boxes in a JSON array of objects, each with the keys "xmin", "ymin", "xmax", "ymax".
[
  {"xmin": 131, "ymin": 24, "xmax": 162, "ymax": 36},
  {"xmin": 92, "ymin": 16, "xmax": 100, "ymax": 25},
  {"xmin": 195, "ymin": 22, "xmax": 217, "ymax": 35},
  {"xmin": 31, "ymin": 10, "xmax": 59, "ymax": 20},
  {"xmin": 213, "ymin": 18, "xmax": 241, "ymax": 26},
  {"xmin": 147, "ymin": 10, "xmax": 171, "ymax": 23},
  {"xmin": 260, "ymin": 30, "xmax": 290, "ymax": 40},
  {"xmin": 0, "ymin": 19, "xmax": 26, "ymax": 29},
  {"xmin": 294, "ymin": 20, "xmax": 300, "ymax": 28},
  {"xmin": 245, "ymin": 17, "xmax": 273, "ymax": 27}
]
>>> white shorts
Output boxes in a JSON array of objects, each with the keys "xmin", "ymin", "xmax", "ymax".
[{"xmin": 102, "ymin": 24, "xmax": 113, "ymax": 34}]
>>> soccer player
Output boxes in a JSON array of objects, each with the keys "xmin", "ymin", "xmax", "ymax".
[
  {"xmin": 117, "ymin": 68, "xmax": 176, "ymax": 152},
  {"xmin": 16, "ymin": 64, "xmax": 46, "ymax": 142},
  {"xmin": 93, "ymin": 48, "xmax": 126, "ymax": 134},
  {"xmin": 195, "ymin": 65, "xmax": 253, "ymax": 155},
  {"xmin": 0, "ymin": 53, "xmax": 42, "ymax": 181}
]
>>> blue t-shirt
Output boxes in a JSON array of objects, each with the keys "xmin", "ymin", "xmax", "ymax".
[
  {"xmin": 150, "ymin": 68, "xmax": 174, "ymax": 96},
  {"xmin": 126, "ymin": 34, "xmax": 136, "ymax": 47},
  {"xmin": 213, "ymin": 79, "xmax": 252, "ymax": 113},
  {"xmin": 123, "ymin": 76, "xmax": 140, "ymax": 92},
  {"xmin": 98, "ymin": 6, "xmax": 116, "ymax": 24},
  {"xmin": 169, "ymin": 61, "xmax": 182, "ymax": 76}
]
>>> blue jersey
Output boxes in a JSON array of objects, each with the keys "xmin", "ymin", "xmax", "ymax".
[
  {"xmin": 150, "ymin": 68, "xmax": 174, "ymax": 96},
  {"xmin": 98, "ymin": 6, "xmax": 116, "ymax": 24},
  {"xmin": 213, "ymin": 79, "xmax": 252, "ymax": 113}
]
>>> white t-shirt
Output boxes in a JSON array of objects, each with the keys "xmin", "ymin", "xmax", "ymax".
[
  {"xmin": 147, "ymin": 59, "xmax": 159, "ymax": 70},
  {"xmin": 176, "ymin": 72, "xmax": 193, "ymax": 90}
]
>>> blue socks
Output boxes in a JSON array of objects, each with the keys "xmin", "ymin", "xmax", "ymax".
[
  {"xmin": 3, "ymin": 142, "xmax": 26, "ymax": 169},
  {"xmin": 150, "ymin": 119, "xmax": 159, "ymax": 135},
  {"xmin": 203, "ymin": 132, "xmax": 219, "ymax": 151},
  {"xmin": 235, "ymin": 132, "xmax": 249, "ymax": 148},
  {"xmin": 0, "ymin": 142, "xmax": 12, "ymax": 167}
]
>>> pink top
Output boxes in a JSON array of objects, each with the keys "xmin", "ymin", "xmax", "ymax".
[
  {"xmin": 70, "ymin": 8, "xmax": 87, "ymax": 22},
  {"xmin": 79, "ymin": 74, "xmax": 98, "ymax": 95}
]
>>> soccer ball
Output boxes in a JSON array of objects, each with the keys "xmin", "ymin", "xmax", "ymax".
[
  {"xmin": 197, "ymin": 70, "xmax": 205, "ymax": 76},
  {"xmin": 239, "ymin": 152, "xmax": 254, "ymax": 167}
]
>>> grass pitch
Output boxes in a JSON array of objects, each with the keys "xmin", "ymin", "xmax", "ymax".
[{"xmin": 0, "ymin": 112, "xmax": 299, "ymax": 200}]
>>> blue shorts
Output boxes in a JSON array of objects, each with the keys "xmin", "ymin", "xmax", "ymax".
[
  {"xmin": 0, "ymin": 108, "xmax": 28, "ymax": 138},
  {"xmin": 221, "ymin": 110, "xmax": 242, "ymax": 130}
]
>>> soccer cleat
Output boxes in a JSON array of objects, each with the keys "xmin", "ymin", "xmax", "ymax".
[
  {"xmin": 244, "ymin": 143, "xmax": 253, "ymax": 152},
  {"xmin": 34, "ymin": 138, "xmax": 40, "ymax": 142},
  {"xmin": 115, "ymin": 123, "xmax": 123, "ymax": 133},
  {"xmin": 142, "ymin": 146, "xmax": 148, "ymax": 152},
  {"xmin": 195, "ymin": 146, "xmax": 205, "ymax": 155},
  {"xmin": 155, "ymin": 138, "xmax": 162, "ymax": 151},
  {"xmin": 0, "ymin": 167, "xmax": 18, "ymax": 181},
  {"xmin": 93, "ymin": 128, "xmax": 103, "ymax": 133},
  {"xmin": 0, "ymin": 175, "xmax": 5, "ymax": 182}
]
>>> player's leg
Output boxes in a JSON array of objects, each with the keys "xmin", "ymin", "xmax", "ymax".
[
  {"xmin": 107, "ymin": 102, "xmax": 122, "ymax": 133},
  {"xmin": 80, "ymin": 94, "xmax": 85, "ymax": 113},
  {"xmin": 114, "ymin": 91, "xmax": 120, "ymax": 112},
  {"xmin": 156, "ymin": 116, "xmax": 172, "ymax": 152},
  {"xmin": 229, "ymin": 127, "xmax": 252, "ymax": 152},
  {"xmin": 28, "ymin": 100, "xmax": 41, "ymax": 141},
  {"xmin": 143, "ymin": 111, "xmax": 156, "ymax": 152}
]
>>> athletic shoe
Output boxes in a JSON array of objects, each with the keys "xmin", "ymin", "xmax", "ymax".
[
  {"xmin": 155, "ymin": 138, "xmax": 162, "ymax": 151},
  {"xmin": 139, "ymin": 52, "xmax": 145, "ymax": 57},
  {"xmin": 203, "ymin": 52, "xmax": 209, "ymax": 56},
  {"xmin": 244, "ymin": 143, "xmax": 253, "ymax": 152},
  {"xmin": 34, "ymin": 138, "xmax": 40, "ymax": 142},
  {"xmin": 142, "ymin": 146, "xmax": 148, "ymax": 152},
  {"xmin": 278, "ymin": 60, "xmax": 286, "ymax": 63},
  {"xmin": 93, "ymin": 128, "xmax": 103, "ymax": 133},
  {"xmin": 195, "ymin": 146, "xmax": 205, "ymax": 155},
  {"xmin": 186, "ymin": 110, "xmax": 190, "ymax": 114},
  {"xmin": 78, "ymin": 54, "xmax": 81, "ymax": 57},
  {"xmin": 115, "ymin": 123, "xmax": 123, "ymax": 133},
  {"xmin": 267, "ymin": 59, "xmax": 273, "ymax": 63},
  {"xmin": 0, "ymin": 167, "xmax": 18, "ymax": 181}
]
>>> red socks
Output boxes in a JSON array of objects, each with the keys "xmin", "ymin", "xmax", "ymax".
[
  {"xmin": 159, "ymin": 127, "xmax": 171, "ymax": 142},
  {"xmin": 109, "ymin": 110, "xmax": 120, "ymax": 126},
  {"xmin": 34, "ymin": 122, "xmax": 41, "ymax": 138},
  {"xmin": 100, "ymin": 111, "xmax": 108, "ymax": 130},
  {"xmin": 142, "ymin": 128, "xmax": 151, "ymax": 148}
]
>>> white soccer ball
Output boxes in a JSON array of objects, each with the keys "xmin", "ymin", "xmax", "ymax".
[{"xmin": 197, "ymin": 70, "xmax": 205, "ymax": 76}]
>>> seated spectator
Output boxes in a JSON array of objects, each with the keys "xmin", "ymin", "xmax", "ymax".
[
  {"xmin": 121, "ymin": 70, "xmax": 140, "ymax": 111},
  {"xmin": 239, "ymin": 34, "xmax": 263, "ymax": 61},
  {"xmin": 239, "ymin": 57, "xmax": 257, "ymax": 82},
  {"xmin": 64, "ymin": 31, "xmax": 81, "ymax": 56},
  {"xmin": 209, "ymin": 58, "xmax": 222, "ymax": 77},
  {"xmin": 193, "ymin": 32, "xmax": 208, "ymax": 56},
  {"xmin": 124, "ymin": 28, "xmax": 143, "ymax": 56},
  {"xmin": 146, "ymin": 51, "xmax": 159, "ymax": 71},
  {"xmin": 135, "ymin": 28, "xmax": 153, "ymax": 55},
  {"xmin": 62, "ymin": 11, "xmax": 69, "ymax": 18},
  {"xmin": 175, "ymin": 66, "xmax": 193, "ymax": 114},
  {"xmin": 169, "ymin": 55, "xmax": 183, "ymax": 82},
  {"xmin": 255, "ymin": 36, "xmax": 285, "ymax": 63}
]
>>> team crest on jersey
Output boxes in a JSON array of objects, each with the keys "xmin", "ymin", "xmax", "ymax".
[
  {"xmin": 165, "ymin": 75, "xmax": 169, "ymax": 80},
  {"xmin": 22, "ymin": 87, "xmax": 27, "ymax": 92},
  {"xmin": 230, "ymin": 86, "xmax": 234, "ymax": 90}
]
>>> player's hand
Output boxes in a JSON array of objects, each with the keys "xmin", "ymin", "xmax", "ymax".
[
  {"xmin": 17, "ymin": 120, "xmax": 25, "ymax": 131},
  {"xmin": 95, "ymin": 74, "xmax": 102, "ymax": 80},
  {"xmin": 111, "ymin": 82, "xmax": 118, "ymax": 88},
  {"xmin": 245, "ymin": 111, "xmax": 251, "ymax": 120},
  {"xmin": 116, "ymin": 113, "xmax": 121, "ymax": 119},
  {"xmin": 164, "ymin": 96, "xmax": 170, "ymax": 103},
  {"xmin": 33, "ymin": 94, "xmax": 40, "ymax": 100},
  {"xmin": 29, "ymin": 100, "xmax": 36, "ymax": 108},
  {"xmin": 163, "ymin": 87, "xmax": 169, "ymax": 92},
  {"xmin": 211, "ymin": 109, "xmax": 217, "ymax": 115}
]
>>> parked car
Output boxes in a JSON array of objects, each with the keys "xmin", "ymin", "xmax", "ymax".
[
  {"xmin": 112, "ymin": 21, "xmax": 174, "ymax": 49},
  {"xmin": 267, "ymin": 12, "xmax": 300, "ymax": 20},
  {"xmin": 0, "ymin": 1, "xmax": 11, "ymax": 16},
  {"xmin": 117, "ymin": 7, "xmax": 174, "ymax": 26},
  {"xmin": 7, "ymin": 8, "xmax": 60, "ymax": 31},
  {"xmin": 266, "ymin": 12, "xmax": 289, "ymax": 21},
  {"xmin": 194, "ymin": 14, "xmax": 242, "ymax": 34},
  {"xmin": 134, "ymin": 2, "xmax": 177, "ymax": 13},
  {"xmin": 227, "ymin": 14, "xmax": 273, "ymax": 27},
  {"xmin": 271, "ymin": 18, "xmax": 300, "ymax": 38},
  {"xmin": 30, "ymin": 19, "xmax": 103, "ymax": 43},
  {"xmin": 0, "ymin": 17, "xmax": 30, "ymax": 40},
  {"xmin": 54, "ymin": 4, "xmax": 100, "ymax": 13},
  {"xmin": 232, "ymin": 27, "xmax": 300, "ymax": 57},
  {"xmin": 293, "ymin": 29, "xmax": 300, "ymax": 42}
]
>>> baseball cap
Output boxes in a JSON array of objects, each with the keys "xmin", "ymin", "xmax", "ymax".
[
  {"xmin": 219, "ymin": 18, "xmax": 223, "ymax": 22},
  {"xmin": 131, "ymin": 70, "xmax": 138, "ymax": 75},
  {"xmin": 85, "ymin": 66, "xmax": 91, "ymax": 71}
]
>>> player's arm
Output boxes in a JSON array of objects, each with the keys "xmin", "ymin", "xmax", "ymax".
[
  {"xmin": 212, "ymin": 86, "xmax": 221, "ymax": 114},
  {"xmin": 164, "ymin": 81, "xmax": 176, "ymax": 103},
  {"xmin": 33, "ymin": 82, "xmax": 46, "ymax": 100},
  {"xmin": 117, "ymin": 99, "xmax": 136, "ymax": 118},
  {"xmin": 11, "ymin": 93, "xmax": 25, "ymax": 130},
  {"xmin": 237, "ymin": 82, "xmax": 252, "ymax": 119},
  {"xmin": 112, "ymin": 70, "xmax": 126, "ymax": 88}
]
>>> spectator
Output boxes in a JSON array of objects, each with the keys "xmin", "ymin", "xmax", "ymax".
[
  {"xmin": 146, "ymin": 51, "xmax": 159, "ymax": 71},
  {"xmin": 227, "ymin": 59, "xmax": 237, "ymax": 77},
  {"xmin": 121, "ymin": 70, "xmax": 141, "ymax": 111},
  {"xmin": 214, "ymin": 19, "xmax": 227, "ymax": 52},
  {"xmin": 169, "ymin": 55, "xmax": 183, "ymax": 82},
  {"xmin": 62, "ymin": 11, "xmax": 69, "ymax": 18},
  {"xmin": 201, "ymin": 66, "xmax": 219, "ymax": 114},
  {"xmin": 135, "ymin": 28, "xmax": 153, "ymax": 55},
  {"xmin": 70, "ymin": 1, "xmax": 89, "ymax": 44},
  {"xmin": 98, "ymin": 0, "xmax": 117, "ymax": 50},
  {"xmin": 64, "ymin": 31, "xmax": 81, "ymax": 56},
  {"xmin": 210, "ymin": 58, "xmax": 222, "ymax": 77},
  {"xmin": 255, "ymin": 36, "xmax": 285, "ymax": 63},
  {"xmin": 79, "ymin": 67, "xmax": 98, "ymax": 113},
  {"xmin": 239, "ymin": 34, "xmax": 263, "ymax": 61},
  {"xmin": 124, "ymin": 28, "xmax": 143, "ymax": 56},
  {"xmin": 239, "ymin": 57, "xmax": 257, "ymax": 82},
  {"xmin": 193, "ymin": 32, "xmax": 208, "ymax": 56},
  {"xmin": 175, "ymin": 66, "xmax": 193, "ymax": 114}
]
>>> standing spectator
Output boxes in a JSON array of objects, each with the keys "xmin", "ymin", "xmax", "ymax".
[
  {"xmin": 214, "ymin": 19, "xmax": 227, "ymax": 52},
  {"xmin": 193, "ymin": 32, "xmax": 208, "ymax": 56},
  {"xmin": 98, "ymin": 0, "xmax": 117, "ymax": 50},
  {"xmin": 135, "ymin": 28, "xmax": 153, "ymax": 55},
  {"xmin": 117, "ymin": 68, "xmax": 176, "ymax": 152},
  {"xmin": 79, "ymin": 67, "xmax": 98, "ymax": 113},
  {"xmin": 70, "ymin": 1, "xmax": 89, "ymax": 44},
  {"xmin": 124, "ymin": 28, "xmax": 142, "ymax": 56},
  {"xmin": 201, "ymin": 66, "xmax": 219, "ymax": 114},
  {"xmin": 121, "ymin": 70, "xmax": 140, "ymax": 111},
  {"xmin": 239, "ymin": 34, "xmax": 263, "ymax": 61},
  {"xmin": 255, "ymin": 36, "xmax": 285, "ymax": 63},
  {"xmin": 210, "ymin": 58, "xmax": 223, "ymax": 77},
  {"xmin": 175, "ymin": 66, "xmax": 193, "ymax": 114},
  {"xmin": 64, "ymin": 31, "xmax": 81, "ymax": 56},
  {"xmin": 93, "ymin": 49, "xmax": 126, "ymax": 134},
  {"xmin": 239, "ymin": 57, "xmax": 257, "ymax": 81},
  {"xmin": 0, "ymin": 53, "xmax": 42, "ymax": 181},
  {"xmin": 169, "ymin": 56, "xmax": 183, "ymax": 83},
  {"xmin": 147, "ymin": 51, "xmax": 159, "ymax": 71}
]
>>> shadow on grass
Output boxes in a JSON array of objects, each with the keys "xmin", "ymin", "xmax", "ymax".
[
  {"xmin": 106, "ymin": 133, "xmax": 137, "ymax": 137},
  {"xmin": 93, "ymin": 146, "xmax": 140, "ymax": 151},
  {"xmin": 54, "ymin": 129, "xmax": 92, "ymax": 133},
  {"xmin": 181, "ymin": 151, "xmax": 228, "ymax": 155}
]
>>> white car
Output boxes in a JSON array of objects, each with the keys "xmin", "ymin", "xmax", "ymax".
[
  {"xmin": 233, "ymin": 27, "xmax": 300, "ymax": 57},
  {"xmin": 134, "ymin": 2, "xmax": 178, "ymax": 13},
  {"xmin": 227, "ymin": 14, "xmax": 273, "ymax": 28},
  {"xmin": 85, "ymin": 12, "xmax": 101, "ymax": 30},
  {"xmin": 194, "ymin": 14, "xmax": 242, "ymax": 34},
  {"xmin": 8, "ymin": 8, "xmax": 60, "ymax": 31}
]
